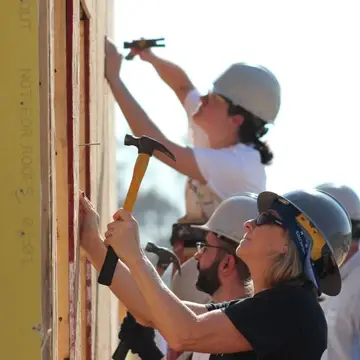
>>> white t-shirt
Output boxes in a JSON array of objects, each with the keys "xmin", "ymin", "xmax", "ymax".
[
  {"xmin": 320, "ymin": 251, "xmax": 360, "ymax": 360},
  {"xmin": 182, "ymin": 89, "xmax": 266, "ymax": 223}
]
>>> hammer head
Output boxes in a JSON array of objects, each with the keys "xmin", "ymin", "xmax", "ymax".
[
  {"xmin": 145, "ymin": 242, "xmax": 181, "ymax": 276},
  {"xmin": 124, "ymin": 134, "xmax": 176, "ymax": 162}
]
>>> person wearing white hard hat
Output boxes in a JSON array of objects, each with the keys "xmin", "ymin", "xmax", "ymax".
[
  {"xmin": 315, "ymin": 183, "xmax": 360, "ymax": 360},
  {"xmin": 97, "ymin": 188, "xmax": 351, "ymax": 360},
  {"xmin": 105, "ymin": 37, "xmax": 280, "ymax": 360},
  {"xmin": 172, "ymin": 194, "xmax": 258, "ymax": 360},
  {"xmin": 104, "ymin": 38, "xmax": 281, "ymax": 227}
]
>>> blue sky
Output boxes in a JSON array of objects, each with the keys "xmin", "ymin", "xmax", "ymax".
[{"xmin": 112, "ymin": 0, "xmax": 360, "ymax": 217}]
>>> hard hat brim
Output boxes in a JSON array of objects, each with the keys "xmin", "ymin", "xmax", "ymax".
[{"xmin": 258, "ymin": 191, "xmax": 342, "ymax": 296}]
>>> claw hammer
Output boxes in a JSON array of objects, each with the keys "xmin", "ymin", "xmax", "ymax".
[
  {"xmin": 145, "ymin": 241, "xmax": 182, "ymax": 277},
  {"xmin": 98, "ymin": 134, "xmax": 176, "ymax": 286},
  {"xmin": 124, "ymin": 38, "xmax": 165, "ymax": 60}
]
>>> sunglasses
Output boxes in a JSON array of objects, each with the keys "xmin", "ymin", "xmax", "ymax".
[{"xmin": 255, "ymin": 211, "xmax": 286, "ymax": 229}]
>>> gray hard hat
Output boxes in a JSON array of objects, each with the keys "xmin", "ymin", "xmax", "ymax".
[
  {"xmin": 191, "ymin": 192, "xmax": 259, "ymax": 244},
  {"xmin": 258, "ymin": 189, "xmax": 352, "ymax": 296},
  {"xmin": 315, "ymin": 183, "xmax": 360, "ymax": 220},
  {"xmin": 315, "ymin": 183, "xmax": 360, "ymax": 240},
  {"xmin": 213, "ymin": 63, "xmax": 281, "ymax": 123}
]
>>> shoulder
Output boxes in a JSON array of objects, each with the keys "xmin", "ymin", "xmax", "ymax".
[
  {"xmin": 227, "ymin": 144, "xmax": 266, "ymax": 183},
  {"xmin": 238, "ymin": 284, "xmax": 326, "ymax": 337},
  {"xmin": 220, "ymin": 143, "xmax": 261, "ymax": 165},
  {"xmin": 184, "ymin": 89, "xmax": 201, "ymax": 116},
  {"xmin": 220, "ymin": 285, "xmax": 326, "ymax": 356},
  {"xmin": 269, "ymin": 283, "xmax": 327, "ymax": 327},
  {"xmin": 322, "ymin": 261, "xmax": 360, "ymax": 316},
  {"xmin": 195, "ymin": 143, "xmax": 265, "ymax": 181},
  {"xmin": 191, "ymin": 143, "xmax": 266, "ymax": 197},
  {"xmin": 227, "ymin": 284, "xmax": 326, "ymax": 323}
]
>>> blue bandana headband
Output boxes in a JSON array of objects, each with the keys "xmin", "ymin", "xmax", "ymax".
[{"xmin": 270, "ymin": 199, "xmax": 322, "ymax": 293}]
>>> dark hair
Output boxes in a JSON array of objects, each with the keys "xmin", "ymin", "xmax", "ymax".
[{"xmin": 226, "ymin": 99, "xmax": 274, "ymax": 165}]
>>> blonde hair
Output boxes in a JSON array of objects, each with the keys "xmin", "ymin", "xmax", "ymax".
[{"xmin": 266, "ymin": 233, "xmax": 303, "ymax": 288}]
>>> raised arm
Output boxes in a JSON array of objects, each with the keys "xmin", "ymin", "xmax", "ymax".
[
  {"xmin": 104, "ymin": 209, "xmax": 252, "ymax": 354},
  {"xmin": 79, "ymin": 194, "xmax": 153, "ymax": 326},
  {"xmin": 79, "ymin": 193, "xmax": 209, "ymax": 326},
  {"xmin": 104, "ymin": 37, "xmax": 204, "ymax": 182},
  {"xmin": 135, "ymin": 47, "xmax": 196, "ymax": 106}
]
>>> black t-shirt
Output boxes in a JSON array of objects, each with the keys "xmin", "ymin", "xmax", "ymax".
[{"xmin": 206, "ymin": 282, "xmax": 327, "ymax": 360}]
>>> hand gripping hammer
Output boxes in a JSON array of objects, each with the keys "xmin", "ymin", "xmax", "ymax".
[{"xmin": 98, "ymin": 134, "xmax": 176, "ymax": 286}]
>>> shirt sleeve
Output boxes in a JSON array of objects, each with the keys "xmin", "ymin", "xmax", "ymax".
[
  {"xmin": 205, "ymin": 300, "xmax": 238, "ymax": 312},
  {"xmin": 323, "ymin": 266, "xmax": 360, "ymax": 360},
  {"xmin": 184, "ymin": 90, "xmax": 209, "ymax": 147},
  {"xmin": 184, "ymin": 89, "xmax": 201, "ymax": 118}
]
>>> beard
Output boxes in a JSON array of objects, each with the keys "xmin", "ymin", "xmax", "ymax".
[{"xmin": 195, "ymin": 259, "xmax": 221, "ymax": 296}]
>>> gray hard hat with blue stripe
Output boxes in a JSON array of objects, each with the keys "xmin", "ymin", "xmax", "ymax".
[{"xmin": 258, "ymin": 189, "xmax": 352, "ymax": 296}]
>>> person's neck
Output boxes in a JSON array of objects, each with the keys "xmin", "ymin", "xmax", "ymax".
[
  {"xmin": 208, "ymin": 132, "xmax": 239, "ymax": 150},
  {"xmin": 248, "ymin": 266, "xmax": 269, "ymax": 294},
  {"xmin": 211, "ymin": 281, "xmax": 247, "ymax": 302}
]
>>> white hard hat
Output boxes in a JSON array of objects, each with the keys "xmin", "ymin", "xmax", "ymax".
[
  {"xmin": 315, "ymin": 183, "xmax": 360, "ymax": 221},
  {"xmin": 213, "ymin": 63, "xmax": 281, "ymax": 124},
  {"xmin": 172, "ymin": 257, "xmax": 211, "ymax": 303},
  {"xmin": 191, "ymin": 193, "xmax": 259, "ymax": 244}
]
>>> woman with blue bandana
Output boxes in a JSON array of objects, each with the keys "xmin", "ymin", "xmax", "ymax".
[{"xmin": 80, "ymin": 188, "xmax": 352, "ymax": 360}]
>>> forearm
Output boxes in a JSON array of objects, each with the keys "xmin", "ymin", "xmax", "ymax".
[
  {"xmin": 106, "ymin": 76, "xmax": 194, "ymax": 172},
  {"xmin": 108, "ymin": 76, "xmax": 165, "ymax": 141},
  {"xmin": 183, "ymin": 301, "xmax": 209, "ymax": 315},
  {"xmin": 146, "ymin": 55, "xmax": 195, "ymax": 103},
  {"xmin": 81, "ymin": 233, "xmax": 153, "ymax": 326},
  {"xmin": 128, "ymin": 252, "xmax": 199, "ymax": 349}
]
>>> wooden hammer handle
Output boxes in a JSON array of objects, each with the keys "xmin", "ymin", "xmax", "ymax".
[
  {"xmin": 98, "ymin": 153, "xmax": 150, "ymax": 286},
  {"xmin": 123, "ymin": 153, "xmax": 150, "ymax": 212}
]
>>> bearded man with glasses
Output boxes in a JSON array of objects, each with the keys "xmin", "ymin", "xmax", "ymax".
[{"xmin": 170, "ymin": 193, "xmax": 259, "ymax": 360}]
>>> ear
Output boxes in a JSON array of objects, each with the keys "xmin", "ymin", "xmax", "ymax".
[
  {"xmin": 231, "ymin": 114, "xmax": 244, "ymax": 127},
  {"xmin": 281, "ymin": 242, "xmax": 289, "ymax": 256},
  {"xmin": 220, "ymin": 255, "xmax": 236, "ymax": 275}
]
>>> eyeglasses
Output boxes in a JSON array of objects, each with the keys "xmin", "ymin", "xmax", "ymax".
[
  {"xmin": 255, "ymin": 211, "xmax": 286, "ymax": 229},
  {"xmin": 196, "ymin": 241, "xmax": 232, "ymax": 254}
]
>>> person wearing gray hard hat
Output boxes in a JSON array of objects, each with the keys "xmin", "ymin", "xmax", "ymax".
[
  {"xmin": 105, "ymin": 38, "xmax": 281, "ymax": 236},
  {"xmin": 171, "ymin": 193, "xmax": 259, "ymax": 360},
  {"xmin": 315, "ymin": 183, "xmax": 360, "ymax": 360},
  {"xmin": 192, "ymin": 193, "xmax": 259, "ymax": 299},
  {"xmin": 102, "ymin": 187, "xmax": 351, "ymax": 359}
]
